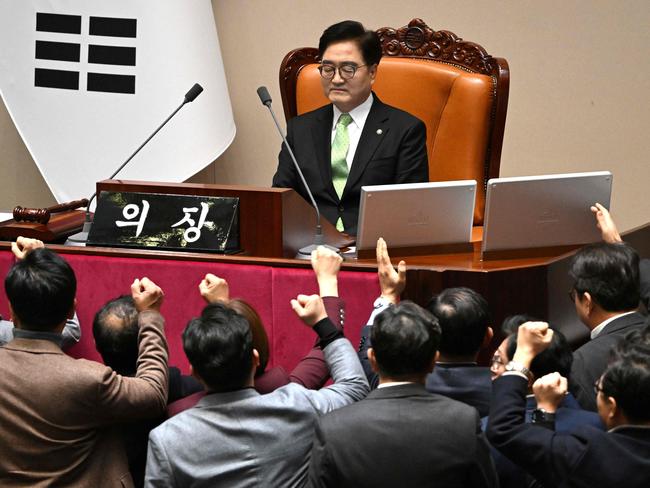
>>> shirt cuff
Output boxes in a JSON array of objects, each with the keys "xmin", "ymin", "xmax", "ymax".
[
  {"xmin": 313, "ymin": 317, "xmax": 344, "ymax": 349},
  {"xmin": 367, "ymin": 296, "xmax": 393, "ymax": 326}
]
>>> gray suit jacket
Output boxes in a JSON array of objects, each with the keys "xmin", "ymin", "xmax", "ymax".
[
  {"xmin": 0, "ymin": 314, "xmax": 81, "ymax": 349},
  {"xmin": 145, "ymin": 337, "xmax": 369, "ymax": 488}
]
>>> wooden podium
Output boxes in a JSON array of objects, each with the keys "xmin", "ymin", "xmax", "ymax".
[{"xmin": 95, "ymin": 180, "xmax": 352, "ymax": 258}]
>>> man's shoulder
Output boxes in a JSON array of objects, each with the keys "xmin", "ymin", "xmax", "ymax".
[
  {"xmin": 371, "ymin": 97, "xmax": 425, "ymax": 128},
  {"xmin": 290, "ymin": 104, "xmax": 332, "ymax": 125}
]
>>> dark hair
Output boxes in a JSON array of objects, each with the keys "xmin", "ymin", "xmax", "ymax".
[
  {"xmin": 610, "ymin": 323, "xmax": 650, "ymax": 362},
  {"xmin": 225, "ymin": 298, "xmax": 269, "ymax": 376},
  {"xmin": 501, "ymin": 314, "xmax": 540, "ymax": 336},
  {"xmin": 318, "ymin": 20, "xmax": 382, "ymax": 66},
  {"xmin": 93, "ymin": 295, "xmax": 139, "ymax": 375},
  {"xmin": 371, "ymin": 301, "xmax": 441, "ymax": 379},
  {"xmin": 569, "ymin": 242, "xmax": 640, "ymax": 312},
  {"xmin": 506, "ymin": 328, "xmax": 573, "ymax": 379},
  {"xmin": 5, "ymin": 248, "xmax": 76, "ymax": 331},
  {"xmin": 183, "ymin": 303, "xmax": 253, "ymax": 392},
  {"xmin": 426, "ymin": 287, "xmax": 490, "ymax": 356},
  {"xmin": 601, "ymin": 347, "xmax": 650, "ymax": 423}
]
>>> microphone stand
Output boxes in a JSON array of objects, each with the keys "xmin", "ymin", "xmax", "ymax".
[
  {"xmin": 66, "ymin": 84, "xmax": 203, "ymax": 245},
  {"xmin": 257, "ymin": 86, "xmax": 339, "ymax": 258}
]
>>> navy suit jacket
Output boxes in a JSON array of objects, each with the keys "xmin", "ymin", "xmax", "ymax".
[
  {"xmin": 272, "ymin": 95, "xmax": 428, "ymax": 234},
  {"xmin": 483, "ymin": 392, "xmax": 603, "ymax": 488},
  {"xmin": 570, "ymin": 311, "xmax": 646, "ymax": 410},
  {"xmin": 426, "ymin": 363, "xmax": 492, "ymax": 417},
  {"xmin": 487, "ymin": 375, "xmax": 650, "ymax": 488},
  {"xmin": 309, "ymin": 383, "xmax": 497, "ymax": 488}
]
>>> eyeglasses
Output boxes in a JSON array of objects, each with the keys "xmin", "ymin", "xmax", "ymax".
[
  {"xmin": 490, "ymin": 354, "xmax": 505, "ymax": 371},
  {"xmin": 318, "ymin": 63, "xmax": 367, "ymax": 80}
]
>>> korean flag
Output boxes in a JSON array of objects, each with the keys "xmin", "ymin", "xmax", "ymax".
[{"xmin": 0, "ymin": 0, "xmax": 235, "ymax": 206}]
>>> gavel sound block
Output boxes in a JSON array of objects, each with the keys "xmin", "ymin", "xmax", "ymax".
[{"xmin": 0, "ymin": 200, "xmax": 89, "ymax": 242}]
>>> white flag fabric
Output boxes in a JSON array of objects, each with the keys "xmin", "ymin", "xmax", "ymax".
[{"xmin": 0, "ymin": 0, "xmax": 235, "ymax": 206}]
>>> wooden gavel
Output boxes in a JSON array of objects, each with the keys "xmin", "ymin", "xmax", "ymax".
[{"xmin": 13, "ymin": 199, "xmax": 89, "ymax": 225}]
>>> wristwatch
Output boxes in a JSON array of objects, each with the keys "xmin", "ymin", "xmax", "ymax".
[
  {"xmin": 504, "ymin": 361, "xmax": 533, "ymax": 381},
  {"xmin": 531, "ymin": 408, "xmax": 556, "ymax": 424}
]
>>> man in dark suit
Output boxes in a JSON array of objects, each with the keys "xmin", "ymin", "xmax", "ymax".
[
  {"xmin": 309, "ymin": 301, "xmax": 497, "ymax": 488},
  {"xmin": 425, "ymin": 287, "xmax": 494, "ymax": 416},
  {"xmin": 568, "ymin": 241, "xmax": 645, "ymax": 410},
  {"xmin": 272, "ymin": 20, "xmax": 428, "ymax": 234},
  {"xmin": 487, "ymin": 321, "xmax": 650, "ymax": 488}
]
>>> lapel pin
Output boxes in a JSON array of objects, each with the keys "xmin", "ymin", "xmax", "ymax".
[{"xmin": 376, "ymin": 129, "xmax": 383, "ymax": 135}]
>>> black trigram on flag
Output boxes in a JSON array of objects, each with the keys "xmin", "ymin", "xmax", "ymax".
[{"xmin": 35, "ymin": 13, "xmax": 137, "ymax": 94}]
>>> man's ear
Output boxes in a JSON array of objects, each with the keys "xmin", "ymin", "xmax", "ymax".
[
  {"xmin": 581, "ymin": 292, "xmax": 594, "ymax": 315},
  {"xmin": 482, "ymin": 327, "xmax": 494, "ymax": 349},
  {"xmin": 369, "ymin": 64, "xmax": 377, "ymax": 83},
  {"xmin": 368, "ymin": 347, "xmax": 380, "ymax": 373},
  {"xmin": 252, "ymin": 349, "xmax": 260, "ymax": 369},
  {"xmin": 428, "ymin": 351, "xmax": 440, "ymax": 373}
]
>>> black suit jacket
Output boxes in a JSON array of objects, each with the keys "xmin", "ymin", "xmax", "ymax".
[
  {"xmin": 272, "ymin": 95, "xmax": 428, "ymax": 235},
  {"xmin": 570, "ymin": 311, "xmax": 646, "ymax": 410},
  {"xmin": 308, "ymin": 383, "xmax": 497, "ymax": 488},
  {"xmin": 487, "ymin": 375, "xmax": 650, "ymax": 488}
]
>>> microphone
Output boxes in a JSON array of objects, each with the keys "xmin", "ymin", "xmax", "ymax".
[
  {"xmin": 256, "ymin": 86, "xmax": 339, "ymax": 258},
  {"xmin": 66, "ymin": 83, "xmax": 204, "ymax": 245}
]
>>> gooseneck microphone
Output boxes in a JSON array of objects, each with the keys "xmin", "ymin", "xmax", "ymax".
[
  {"xmin": 256, "ymin": 86, "xmax": 339, "ymax": 257},
  {"xmin": 67, "ymin": 83, "xmax": 204, "ymax": 245}
]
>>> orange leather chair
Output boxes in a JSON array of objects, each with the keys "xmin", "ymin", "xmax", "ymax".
[{"xmin": 279, "ymin": 18, "xmax": 509, "ymax": 225}]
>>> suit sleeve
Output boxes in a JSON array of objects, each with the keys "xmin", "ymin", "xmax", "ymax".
[
  {"xmin": 308, "ymin": 419, "xmax": 341, "ymax": 488},
  {"xmin": 570, "ymin": 349, "xmax": 597, "ymax": 411},
  {"xmin": 144, "ymin": 428, "xmax": 175, "ymax": 488},
  {"xmin": 94, "ymin": 310, "xmax": 169, "ymax": 421},
  {"xmin": 289, "ymin": 298, "xmax": 345, "ymax": 389},
  {"xmin": 272, "ymin": 118, "xmax": 298, "ymax": 189},
  {"xmin": 486, "ymin": 375, "xmax": 591, "ymax": 487},
  {"xmin": 302, "ymin": 334, "xmax": 369, "ymax": 414},
  {"xmin": 357, "ymin": 298, "xmax": 392, "ymax": 390},
  {"xmin": 394, "ymin": 118, "xmax": 428, "ymax": 184}
]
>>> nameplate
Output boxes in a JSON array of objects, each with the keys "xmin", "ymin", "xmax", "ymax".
[{"xmin": 87, "ymin": 191, "xmax": 240, "ymax": 253}]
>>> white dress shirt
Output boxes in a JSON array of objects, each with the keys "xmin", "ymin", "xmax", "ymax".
[{"xmin": 331, "ymin": 93, "xmax": 374, "ymax": 170}]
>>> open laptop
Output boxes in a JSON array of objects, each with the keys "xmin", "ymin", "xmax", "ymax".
[
  {"xmin": 356, "ymin": 180, "xmax": 476, "ymax": 251},
  {"xmin": 482, "ymin": 171, "xmax": 613, "ymax": 253}
]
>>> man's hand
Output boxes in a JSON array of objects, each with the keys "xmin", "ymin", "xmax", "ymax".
[
  {"xmin": 376, "ymin": 237, "xmax": 406, "ymax": 304},
  {"xmin": 533, "ymin": 372, "xmax": 568, "ymax": 413},
  {"xmin": 290, "ymin": 294, "xmax": 327, "ymax": 327},
  {"xmin": 11, "ymin": 236, "xmax": 45, "ymax": 261},
  {"xmin": 131, "ymin": 277, "xmax": 164, "ymax": 313},
  {"xmin": 311, "ymin": 246, "xmax": 342, "ymax": 297},
  {"xmin": 591, "ymin": 202, "xmax": 622, "ymax": 243},
  {"xmin": 513, "ymin": 321, "xmax": 554, "ymax": 367},
  {"xmin": 199, "ymin": 273, "xmax": 229, "ymax": 303}
]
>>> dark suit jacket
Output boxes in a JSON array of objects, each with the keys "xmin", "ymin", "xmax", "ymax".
[
  {"xmin": 487, "ymin": 375, "xmax": 650, "ymax": 488},
  {"xmin": 0, "ymin": 311, "xmax": 168, "ymax": 488},
  {"xmin": 483, "ymin": 392, "xmax": 603, "ymax": 488},
  {"xmin": 272, "ymin": 95, "xmax": 428, "ymax": 234},
  {"xmin": 308, "ymin": 383, "xmax": 497, "ymax": 488},
  {"xmin": 426, "ymin": 363, "xmax": 492, "ymax": 417},
  {"xmin": 570, "ymin": 311, "xmax": 646, "ymax": 410}
]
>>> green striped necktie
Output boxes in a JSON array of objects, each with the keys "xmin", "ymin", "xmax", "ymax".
[{"xmin": 331, "ymin": 113, "xmax": 353, "ymax": 231}]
